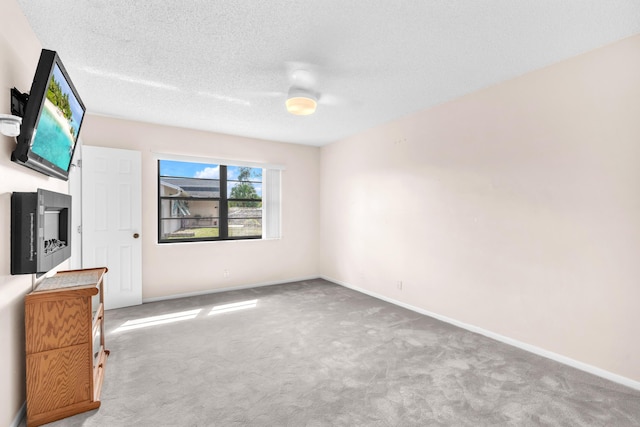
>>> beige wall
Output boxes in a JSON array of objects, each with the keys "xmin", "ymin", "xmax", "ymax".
[
  {"xmin": 320, "ymin": 35, "xmax": 640, "ymax": 383},
  {"xmin": 0, "ymin": 2, "xmax": 71, "ymax": 424},
  {"xmin": 80, "ymin": 115, "xmax": 320, "ymax": 300}
]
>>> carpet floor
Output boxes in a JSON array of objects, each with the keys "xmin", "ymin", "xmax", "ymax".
[{"xmin": 39, "ymin": 279, "xmax": 640, "ymax": 426}]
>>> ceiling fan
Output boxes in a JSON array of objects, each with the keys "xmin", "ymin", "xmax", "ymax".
[{"xmin": 253, "ymin": 61, "xmax": 347, "ymax": 116}]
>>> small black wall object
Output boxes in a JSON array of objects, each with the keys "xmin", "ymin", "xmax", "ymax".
[{"xmin": 10, "ymin": 87, "xmax": 29, "ymax": 117}]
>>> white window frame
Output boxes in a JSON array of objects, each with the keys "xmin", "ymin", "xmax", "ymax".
[{"xmin": 154, "ymin": 152, "xmax": 283, "ymax": 242}]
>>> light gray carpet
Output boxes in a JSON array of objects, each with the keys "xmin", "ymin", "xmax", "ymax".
[{"xmin": 39, "ymin": 279, "xmax": 640, "ymax": 426}]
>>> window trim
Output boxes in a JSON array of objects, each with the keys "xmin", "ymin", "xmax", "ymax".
[
  {"xmin": 154, "ymin": 152, "xmax": 283, "ymax": 242},
  {"xmin": 151, "ymin": 151, "xmax": 285, "ymax": 171}
]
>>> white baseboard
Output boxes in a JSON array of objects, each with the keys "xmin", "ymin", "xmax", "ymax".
[
  {"xmin": 142, "ymin": 275, "xmax": 320, "ymax": 303},
  {"xmin": 11, "ymin": 402, "xmax": 25, "ymax": 427},
  {"xmin": 321, "ymin": 275, "xmax": 640, "ymax": 392}
]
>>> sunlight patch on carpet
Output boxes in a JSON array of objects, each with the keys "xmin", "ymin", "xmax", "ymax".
[
  {"xmin": 208, "ymin": 299, "xmax": 258, "ymax": 316},
  {"xmin": 113, "ymin": 309, "xmax": 202, "ymax": 332}
]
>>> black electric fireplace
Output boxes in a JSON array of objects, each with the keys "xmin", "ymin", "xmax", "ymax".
[{"xmin": 11, "ymin": 188, "xmax": 72, "ymax": 275}]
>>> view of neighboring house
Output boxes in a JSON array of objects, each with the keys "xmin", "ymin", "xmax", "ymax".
[{"xmin": 160, "ymin": 176, "xmax": 221, "ymax": 238}]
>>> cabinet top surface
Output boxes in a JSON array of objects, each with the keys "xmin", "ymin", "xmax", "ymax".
[{"xmin": 33, "ymin": 268, "xmax": 108, "ymax": 293}]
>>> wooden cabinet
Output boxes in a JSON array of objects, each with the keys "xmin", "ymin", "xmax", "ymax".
[{"xmin": 24, "ymin": 267, "xmax": 109, "ymax": 427}]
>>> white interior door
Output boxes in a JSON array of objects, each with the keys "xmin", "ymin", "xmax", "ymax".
[{"xmin": 82, "ymin": 145, "xmax": 142, "ymax": 309}]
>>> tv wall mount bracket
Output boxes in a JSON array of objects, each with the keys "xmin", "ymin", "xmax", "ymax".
[{"xmin": 10, "ymin": 88, "xmax": 29, "ymax": 117}]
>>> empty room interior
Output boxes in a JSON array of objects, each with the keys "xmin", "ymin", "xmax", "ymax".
[{"xmin": 2, "ymin": 1, "xmax": 640, "ymax": 426}]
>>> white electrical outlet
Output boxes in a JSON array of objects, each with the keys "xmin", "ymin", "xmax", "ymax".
[
  {"xmin": 224, "ymin": 269, "xmax": 230, "ymax": 278},
  {"xmin": 397, "ymin": 281, "xmax": 403, "ymax": 290}
]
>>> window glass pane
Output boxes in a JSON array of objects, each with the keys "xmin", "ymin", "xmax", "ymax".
[
  {"xmin": 228, "ymin": 166, "xmax": 262, "ymax": 200},
  {"xmin": 159, "ymin": 160, "xmax": 219, "ymax": 179},
  {"xmin": 229, "ymin": 218, "xmax": 262, "ymax": 237},
  {"xmin": 228, "ymin": 203, "xmax": 262, "ymax": 237},
  {"xmin": 160, "ymin": 219, "xmax": 220, "ymax": 240},
  {"xmin": 227, "ymin": 166, "xmax": 261, "ymax": 182},
  {"xmin": 160, "ymin": 177, "xmax": 220, "ymax": 198},
  {"xmin": 227, "ymin": 181, "xmax": 262, "ymax": 199},
  {"xmin": 160, "ymin": 199, "xmax": 219, "ymax": 240},
  {"xmin": 228, "ymin": 203, "xmax": 262, "ymax": 217},
  {"xmin": 160, "ymin": 199, "xmax": 219, "ymax": 219}
]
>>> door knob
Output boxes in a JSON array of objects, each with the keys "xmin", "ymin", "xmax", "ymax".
[{"xmin": 133, "ymin": 233, "xmax": 140, "ymax": 239}]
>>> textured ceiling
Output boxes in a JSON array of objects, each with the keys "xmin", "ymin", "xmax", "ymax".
[{"xmin": 15, "ymin": 1, "xmax": 640, "ymax": 146}]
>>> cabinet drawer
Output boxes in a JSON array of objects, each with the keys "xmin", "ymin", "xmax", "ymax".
[
  {"xmin": 26, "ymin": 344, "xmax": 92, "ymax": 417},
  {"xmin": 26, "ymin": 297, "xmax": 90, "ymax": 353}
]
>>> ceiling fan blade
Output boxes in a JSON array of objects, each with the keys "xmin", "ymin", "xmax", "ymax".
[
  {"xmin": 196, "ymin": 91, "xmax": 252, "ymax": 106},
  {"xmin": 318, "ymin": 93, "xmax": 348, "ymax": 106},
  {"xmin": 245, "ymin": 90, "xmax": 286, "ymax": 98}
]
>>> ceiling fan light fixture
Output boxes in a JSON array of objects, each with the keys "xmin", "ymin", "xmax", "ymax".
[{"xmin": 286, "ymin": 89, "xmax": 317, "ymax": 115}]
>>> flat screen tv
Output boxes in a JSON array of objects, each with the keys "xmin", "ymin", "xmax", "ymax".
[{"xmin": 12, "ymin": 49, "xmax": 85, "ymax": 181}]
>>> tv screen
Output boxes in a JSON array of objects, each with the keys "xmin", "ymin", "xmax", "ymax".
[{"xmin": 12, "ymin": 49, "xmax": 85, "ymax": 181}]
